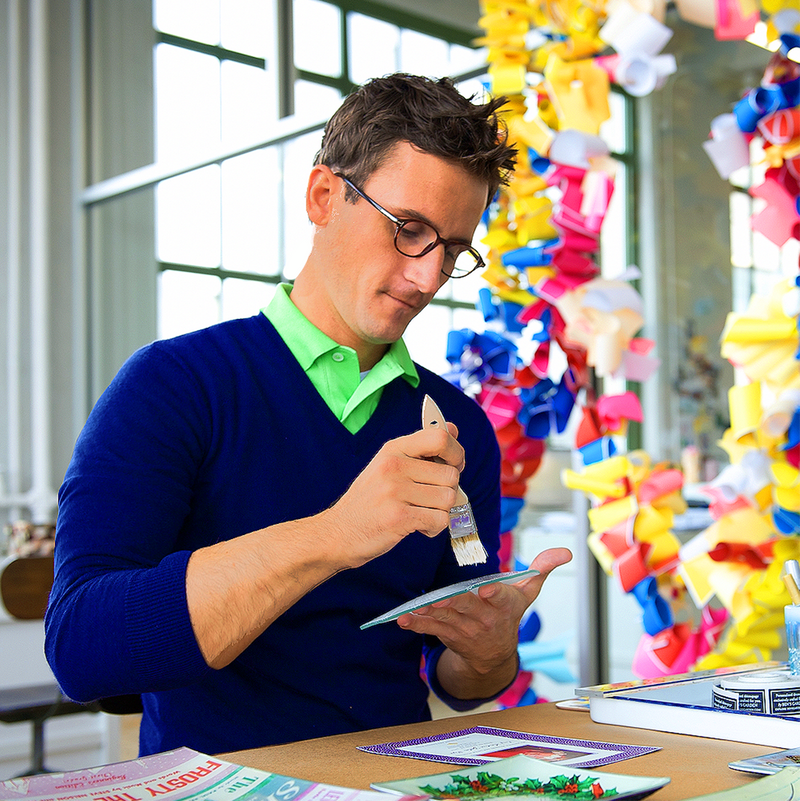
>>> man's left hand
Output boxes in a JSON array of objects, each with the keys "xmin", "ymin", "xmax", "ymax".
[{"xmin": 396, "ymin": 547, "xmax": 573, "ymax": 700}]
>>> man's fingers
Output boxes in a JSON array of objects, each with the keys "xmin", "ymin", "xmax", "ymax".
[
  {"xmin": 510, "ymin": 547, "xmax": 573, "ymax": 601},
  {"xmin": 532, "ymin": 547, "xmax": 573, "ymax": 574},
  {"xmin": 399, "ymin": 428, "xmax": 465, "ymax": 471}
]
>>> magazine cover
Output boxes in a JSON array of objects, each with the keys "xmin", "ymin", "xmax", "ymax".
[{"xmin": 0, "ymin": 747, "xmax": 424, "ymax": 801}]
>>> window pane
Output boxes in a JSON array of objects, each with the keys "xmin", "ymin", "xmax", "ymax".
[
  {"xmin": 221, "ymin": 150, "xmax": 280, "ymax": 274},
  {"xmin": 729, "ymin": 191, "xmax": 752, "ymax": 269},
  {"xmin": 452, "ymin": 306, "xmax": 484, "ymax": 339},
  {"xmin": 89, "ymin": 188, "xmax": 157, "ymax": 395},
  {"xmin": 221, "ymin": 0, "xmax": 271, "ymax": 56},
  {"xmin": 348, "ymin": 14, "xmax": 399, "ymax": 86},
  {"xmin": 399, "ymin": 30, "xmax": 450, "ymax": 77},
  {"xmin": 446, "ymin": 268, "xmax": 485, "ymax": 307},
  {"xmin": 157, "ymin": 166, "xmax": 222, "ymax": 268},
  {"xmin": 458, "ymin": 76, "xmax": 489, "ymax": 99},
  {"xmin": 154, "ymin": 0, "xmax": 220, "ymax": 45},
  {"xmin": 155, "ymin": 44, "xmax": 221, "ymax": 161},
  {"xmin": 159, "ymin": 270, "xmax": 222, "ymax": 339},
  {"xmin": 221, "ymin": 277, "xmax": 277, "ymax": 320},
  {"xmin": 405, "ymin": 304, "xmax": 452, "ymax": 375},
  {"xmin": 731, "ymin": 266, "xmax": 753, "ymax": 313},
  {"xmin": 294, "ymin": 80, "xmax": 342, "ymax": 120},
  {"xmin": 294, "ymin": 0, "xmax": 342, "ymax": 77},
  {"xmin": 281, "ymin": 132, "xmax": 322, "ymax": 279},
  {"xmin": 599, "ymin": 162, "xmax": 626, "ymax": 276},
  {"xmin": 781, "ymin": 238, "xmax": 800, "ymax": 275},
  {"xmin": 221, "ymin": 60, "xmax": 275, "ymax": 144},
  {"xmin": 449, "ymin": 44, "xmax": 487, "ymax": 75},
  {"xmin": 752, "ymin": 230, "xmax": 779, "ymax": 273},
  {"xmin": 599, "ymin": 91, "xmax": 628, "ymax": 154}
]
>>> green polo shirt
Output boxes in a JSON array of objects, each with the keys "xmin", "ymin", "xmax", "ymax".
[{"xmin": 262, "ymin": 284, "xmax": 420, "ymax": 433}]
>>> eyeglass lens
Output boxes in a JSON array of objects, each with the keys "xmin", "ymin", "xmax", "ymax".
[{"xmin": 395, "ymin": 221, "xmax": 479, "ymax": 277}]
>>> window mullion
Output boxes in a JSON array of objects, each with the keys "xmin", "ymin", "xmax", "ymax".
[{"xmin": 156, "ymin": 31, "xmax": 266, "ymax": 70}]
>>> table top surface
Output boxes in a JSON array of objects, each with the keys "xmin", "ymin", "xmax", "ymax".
[{"xmin": 221, "ymin": 702, "xmax": 779, "ymax": 801}]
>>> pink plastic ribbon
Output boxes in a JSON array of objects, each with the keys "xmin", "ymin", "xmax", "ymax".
[
  {"xmin": 637, "ymin": 468, "xmax": 683, "ymax": 505},
  {"xmin": 597, "ymin": 391, "xmax": 644, "ymax": 432},
  {"xmin": 632, "ymin": 606, "xmax": 729, "ymax": 678}
]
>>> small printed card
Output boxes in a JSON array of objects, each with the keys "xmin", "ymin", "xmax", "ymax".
[
  {"xmin": 371, "ymin": 754, "xmax": 670, "ymax": 801},
  {"xmin": 361, "ymin": 569, "xmax": 540, "ymax": 629},
  {"xmin": 359, "ymin": 726, "xmax": 660, "ymax": 768}
]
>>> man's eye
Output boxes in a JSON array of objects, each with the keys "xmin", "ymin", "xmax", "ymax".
[{"xmin": 397, "ymin": 221, "xmax": 436, "ymax": 250}]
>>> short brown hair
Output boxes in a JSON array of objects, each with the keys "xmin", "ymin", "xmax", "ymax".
[{"xmin": 314, "ymin": 73, "xmax": 516, "ymax": 205}]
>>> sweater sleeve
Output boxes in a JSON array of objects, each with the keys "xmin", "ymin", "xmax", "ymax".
[
  {"xmin": 423, "ymin": 642, "xmax": 520, "ymax": 711},
  {"xmin": 45, "ymin": 344, "xmax": 212, "ymax": 702}
]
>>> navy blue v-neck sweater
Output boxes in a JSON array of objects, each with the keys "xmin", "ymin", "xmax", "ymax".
[{"xmin": 45, "ymin": 313, "xmax": 501, "ymax": 756}]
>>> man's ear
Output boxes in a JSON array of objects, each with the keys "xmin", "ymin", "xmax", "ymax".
[{"xmin": 306, "ymin": 165, "xmax": 337, "ymax": 226}]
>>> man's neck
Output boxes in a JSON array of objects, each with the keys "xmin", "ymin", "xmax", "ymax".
[{"xmin": 288, "ymin": 274, "xmax": 389, "ymax": 371}]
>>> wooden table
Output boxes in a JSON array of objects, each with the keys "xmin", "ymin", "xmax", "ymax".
[{"xmin": 222, "ymin": 703, "xmax": 779, "ymax": 800}]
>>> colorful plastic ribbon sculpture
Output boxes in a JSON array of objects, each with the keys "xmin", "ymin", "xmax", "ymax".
[{"xmin": 449, "ymin": 0, "xmax": 800, "ymax": 694}]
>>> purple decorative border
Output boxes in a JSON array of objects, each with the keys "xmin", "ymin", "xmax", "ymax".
[{"xmin": 358, "ymin": 726, "xmax": 659, "ymax": 768}]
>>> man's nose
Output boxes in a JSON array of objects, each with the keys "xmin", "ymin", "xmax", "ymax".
[{"xmin": 403, "ymin": 247, "xmax": 447, "ymax": 294}]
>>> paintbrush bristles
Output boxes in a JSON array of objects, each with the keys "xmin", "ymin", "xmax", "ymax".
[
  {"xmin": 451, "ymin": 532, "xmax": 488, "ymax": 566},
  {"xmin": 449, "ymin": 503, "xmax": 487, "ymax": 566},
  {"xmin": 421, "ymin": 394, "xmax": 487, "ymax": 566}
]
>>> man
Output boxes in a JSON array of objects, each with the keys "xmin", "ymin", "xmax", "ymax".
[{"xmin": 45, "ymin": 74, "xmax": 571, "ymax": 756}]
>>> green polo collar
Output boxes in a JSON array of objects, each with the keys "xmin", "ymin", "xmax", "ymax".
[{"xmin": 262, "ymin": 284, "xmax": 419, "ymax": 432}]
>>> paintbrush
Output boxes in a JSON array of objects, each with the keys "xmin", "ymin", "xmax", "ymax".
[{"xmin": 422, "ymin": 394, "xmax": 487, "ymax": 567}]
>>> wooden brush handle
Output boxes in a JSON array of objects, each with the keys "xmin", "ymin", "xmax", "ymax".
[{"xmin": 421, "ymin": 395, "xmax": 469, "ymax": 506}]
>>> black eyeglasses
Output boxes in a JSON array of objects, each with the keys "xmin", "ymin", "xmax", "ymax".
[{"xmin": 335, "ymin": 173, "xmax": 485, "ymax": 279}]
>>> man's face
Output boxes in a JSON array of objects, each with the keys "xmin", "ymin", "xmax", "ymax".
[{"xmin": 301, "ymin": 141, "xmax": 489, "ymax": 366}]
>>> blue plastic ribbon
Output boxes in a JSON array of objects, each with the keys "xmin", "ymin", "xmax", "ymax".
[
  {"xmin": 733, "ymin": 85, "xmax": 789, "ymax": 133},
  {"xmin": 444, "ymin": 329, "xmax": 520, "ymax": 392},
  {"xmin": 502, "ymin": 301, "xmax": 526, "ymax": 333},
  {"xmin": 446, "ymin": 329, "xmax": 472, "ymax": 363},
  {"xmin": 631, "ymin": 577, "xmax": 673, "ymax": 636},
  {"xmin": 781, "ymin": 76, "xmax": 800, "ymax": 109},
  {"xmin": 519, "ymin": 609, "xmax": 541, "ymax": 643},
  {"xmin": 781, "ymin": 409, "xmax": 800, "ymax": 451},
  {"xmin": 518, "ymin": 632, "xmax": 577, "ymax": 683},
  {"xmin": 531, "ymin": 308, "xmax": 551, "ymax": 343},
  {"xmin": 579, "ymin": 436, "xmax": 618, "ymax": 465},
  {"xmin": 774, "ymin": 506, "xmax": 800, "ymax": 535},
  {"xmin": 501, "ymin": 241, "xmax": 558, "ymax": 268},
  {"xmin": 500, "ymin": 496, "xmax": 526, "ymax": 532},
  {"xmin": 515, "ymin": 687, "xmax": 539, "ymax": 706},
  {"xmin": 477, "ymin": 286, "xmax": 499, "ymax": 322},
  {"xmin": 530, "ymin": 147, "xmax": 551, "ymax": 175},
  {"xmin": 518, "ymin": 378, "xmax": 575, "ymax": 439},
  {"xmin": 779, "ymin": 33, "xmax": 800, "ymax": 58}
]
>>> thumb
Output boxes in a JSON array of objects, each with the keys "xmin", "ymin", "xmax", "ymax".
[{"xmin": 515, "ymin": 547, "xmax": 572, "ymax": 600}]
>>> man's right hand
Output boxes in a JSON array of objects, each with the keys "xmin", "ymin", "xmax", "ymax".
[
  {"xmin": 322, "ymin": 423, "xmax": 466, "ymax": 568},
  {"xmin": 186, "ymin": 423, "xmax": 466, "ymax": 669}
]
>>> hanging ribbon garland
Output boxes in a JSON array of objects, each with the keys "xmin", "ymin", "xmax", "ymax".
[{"xmin": 450, "ymin": 0, "xmax": 800, "ymax": 689}]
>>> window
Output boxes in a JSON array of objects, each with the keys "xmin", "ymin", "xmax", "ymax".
[
  {"xmin": 151, "ymin": 0, "xmax": 491, "ymax": 374},
  {"xmin": 84, "ymin": 1, "xmax": 632, "ymax": 382},
  {"xmin": 728, "ymin": 139, "xmax": 800, "ymax": 312}
]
